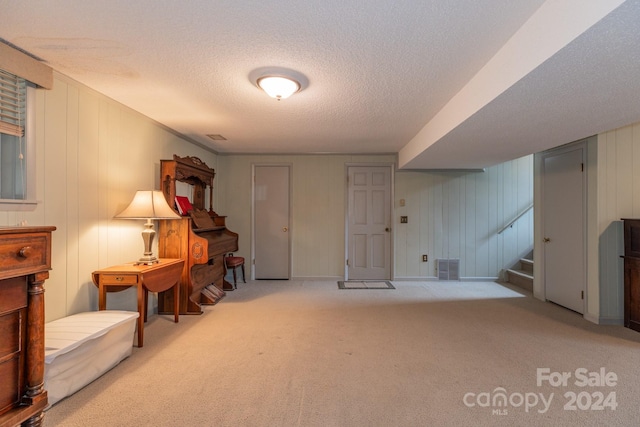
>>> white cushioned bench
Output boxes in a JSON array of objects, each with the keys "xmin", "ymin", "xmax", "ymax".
[{"xmin": 44, "ymin": 310, "xmax": 139, "ymax": 406}]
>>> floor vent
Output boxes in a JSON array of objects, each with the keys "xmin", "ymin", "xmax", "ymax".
[{"xmin": 437, "ymin": 259, "xmax": 460, "ymax": 280}]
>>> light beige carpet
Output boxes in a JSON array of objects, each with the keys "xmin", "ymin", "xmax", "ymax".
[{"xmin": 43, "ymin": 280, "xmax": 640, "ymax": 426}]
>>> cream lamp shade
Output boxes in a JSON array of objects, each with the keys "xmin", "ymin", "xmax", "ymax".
[{"xmin": 114, "ymin": 190, "xmax": 181, "ymax": 264}]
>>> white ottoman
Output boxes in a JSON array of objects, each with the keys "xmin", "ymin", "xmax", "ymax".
[{"xmin": 44, "ymin": 310, "xmax": 139, "ymax": 406}]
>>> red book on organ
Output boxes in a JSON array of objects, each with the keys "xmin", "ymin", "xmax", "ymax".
[{"xmin": 174, "ymin": 196, "xmax": 193, "ymax": 215}]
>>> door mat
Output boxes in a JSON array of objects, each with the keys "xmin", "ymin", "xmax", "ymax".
[{"xmin": 338, "ymin": 281, "xmax": 395, "ymax": 290}]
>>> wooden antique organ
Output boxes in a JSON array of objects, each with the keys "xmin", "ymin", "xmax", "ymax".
[{"xmin": 157, "ymin": 155, "xmax": 238, "ymax": 315}]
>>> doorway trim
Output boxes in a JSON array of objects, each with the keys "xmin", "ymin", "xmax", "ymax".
[
  {"xmin": 251, "ymin": 163, "xmax": 293, "ymax": 280},
  {"xmin": 344, "ymin": 162, "xmax": 395, "ymax": 281}
]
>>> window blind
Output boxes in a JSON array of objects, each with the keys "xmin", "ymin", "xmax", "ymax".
[{"xmin": 0, "ymin": 69, "xmax": 26, "ymax": 137}]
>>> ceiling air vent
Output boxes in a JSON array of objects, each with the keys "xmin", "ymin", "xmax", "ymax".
[{"xmin": 206, "ymin": 134, "xmax": 227, "ymax": 141}]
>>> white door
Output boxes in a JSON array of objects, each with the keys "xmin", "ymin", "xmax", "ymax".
[
  {"xmin": 347, "ymin": 166, "xmax": 392, "ymax": 280},
  {"xmin": 543, "ymin": 146, "xmax": 585, "ymax": 313},
  {"xmin": 254, "ymin": 165, "xmax": 290, "ymax": 279}
]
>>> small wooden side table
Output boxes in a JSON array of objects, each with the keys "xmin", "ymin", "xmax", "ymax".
[{"xmin": 91, "ymin": 258, "xmax": 184, "ymax": 347}]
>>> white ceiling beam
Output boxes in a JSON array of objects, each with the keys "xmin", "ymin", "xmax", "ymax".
[{"xmin": 399, "ymin": 0, "xmax": 626, "ymax": 169}]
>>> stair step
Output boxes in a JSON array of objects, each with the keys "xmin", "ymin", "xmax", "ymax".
[
  {"xmin": 506, "ymin": 268, "xmax": 533, "ymax": 292},
  {"xmin": 520, "ymin": 258, "xmax": 533, "ymax": 273}
]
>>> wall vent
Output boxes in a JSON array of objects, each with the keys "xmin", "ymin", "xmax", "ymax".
[{"xmin": 437, "ymin": 259, "xmax": 460, "ymax": 280}]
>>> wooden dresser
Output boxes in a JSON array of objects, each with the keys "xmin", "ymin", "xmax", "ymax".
[
  {"xmin": 623, "ymin": 219, "xmax": 640, "ymax": 332},
  {"xmin": 157, "ymin": 155, "xmax": 238, "ymax": 315},
  {"xmin": 0, "ymin": 226, "xmax": 55, "ymax": 427}
]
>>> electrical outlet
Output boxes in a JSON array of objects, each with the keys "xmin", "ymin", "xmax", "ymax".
[
  {"xmin": 400, "ymin": 216, "xmax": 408, "ymax": 223},
  {"xmin": 422, "ymin": 254, "xmax": 428, "ymax": 262}
]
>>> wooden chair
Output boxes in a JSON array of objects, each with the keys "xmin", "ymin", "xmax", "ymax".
[{"xmin": 225, "ymin": 253, "xmax": 246, "ymax": 289}]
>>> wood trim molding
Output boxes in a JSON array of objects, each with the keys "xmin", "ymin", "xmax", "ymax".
[{"xmin": 0, "ymin": 41, "xmax": 53, "ymax": 89}]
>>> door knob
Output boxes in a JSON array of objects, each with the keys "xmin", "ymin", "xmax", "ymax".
[
  {"xmin": 543, "ymin": 237, "xmax": 551, "ymax": 243},
  {"xmin": 283, "ymin": 227, "xmax": 288, "ymax": 232},
  {"xmin": 385, "ymin": 227, "xmax": 391, "ymax": 232}
]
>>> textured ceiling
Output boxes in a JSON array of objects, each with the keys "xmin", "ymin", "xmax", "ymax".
[{"xmin": 1, "ymin": 0, "xmax": 638, "ymax": 169}]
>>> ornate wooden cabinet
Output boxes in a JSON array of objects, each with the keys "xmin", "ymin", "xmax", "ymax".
[
  {"xmin": 623, "ymin": 218, "xmax": 640, "ymax": 332},
  {"xmin": 157, "ymin": 155, "xmax": 238, "ymax": 315},
  {"xmin": 0, "ymin": 226, "xmax": 55, "ymax": 427}
]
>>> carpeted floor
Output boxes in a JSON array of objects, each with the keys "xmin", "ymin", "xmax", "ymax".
[{"xmin": 43, "ymin": 280, "xmax": 640, "ymax": 426}]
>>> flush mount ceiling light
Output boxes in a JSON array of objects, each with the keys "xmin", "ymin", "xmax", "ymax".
[
  {"xmin": 256, "ymin": 75, "xmax": 300, "ymax": 100},
  {"xmin": 250, "ymin": 67, "xmax": 308, "ymax": 101}
]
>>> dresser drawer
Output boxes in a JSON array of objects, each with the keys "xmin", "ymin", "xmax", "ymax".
[
  {"xmin": 0, "ymin": 355, "xmax": 21, "ymax": 416},
  {"xmin": 0, "ymin": 310, "xmax": 22, "ymax": 358},
  {"xmin": 0, "ymin": 307, "xmax": 25, "ymax": 417},
  {"xmin": 0, "ymin": 278, "xmax": 27, "ymax": 315},
  {"xmin": 0, "ymin": 232, "xmax": 51, "ymax": 280}
]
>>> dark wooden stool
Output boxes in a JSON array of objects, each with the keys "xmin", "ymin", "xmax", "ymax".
[{"xmin": 225, "ymin": 253, "xmax": 246, "ymax": 289}]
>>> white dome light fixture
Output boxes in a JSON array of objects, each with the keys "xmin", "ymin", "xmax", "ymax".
[{"xmin": 257, "ymin": 75, "xmax": 301, "ymax": 100}]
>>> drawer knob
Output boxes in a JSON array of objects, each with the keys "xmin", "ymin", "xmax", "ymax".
[
  {"xmin": 115, "ymin": 276, "xmax": 124, "ymax": 282},
  {"xmin": 18, "ymin": 246, "xmax": 32, "ymax": 258}
]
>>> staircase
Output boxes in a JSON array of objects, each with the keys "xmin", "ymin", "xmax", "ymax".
[{"xmin": 505, "ymin": 256, "xmax": 533, "ymax": 292}]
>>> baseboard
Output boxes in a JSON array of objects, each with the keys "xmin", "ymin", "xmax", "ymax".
[
  {"xmin": 597, "ymin": 316, "xmax": 624, "ymax": 326},
  {"xmin": 583, "ymin": 312, "xmax": 599, "ymax": 324},
  {"xmin": 582, "ymin": 312, "xmax": 623, "ymax": 325},
  {"xmin": 293, "ymin": 275, "xmax": 501, "ymax": 282},
  {"xmin": 391, "ymin": 276, "xmax": 498, "ymax": 282}
]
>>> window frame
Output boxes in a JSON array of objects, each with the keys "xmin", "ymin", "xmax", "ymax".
[{"xmin": 0, "ymin": 83, "xmax": 37, "ymax": 211}]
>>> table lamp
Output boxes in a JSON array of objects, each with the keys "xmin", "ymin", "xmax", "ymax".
[{"xmin": 115, "ymin": 190, "xmax": 181, "ymax": 265}]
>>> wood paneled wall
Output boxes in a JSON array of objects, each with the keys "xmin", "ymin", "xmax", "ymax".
[
  {"xmin": 0, "ymin": 73, "xmax": 218, "ymax": 322},
  {"xmin": 395, "ymin": 157, "xmax": 533, "ymax": 279},
  {"xmin": 217, "ymin": 154, "xmax": 533, "ymax": 280},
  {"xmin": 593, "ymin": 122, "xmax": 640, "ymax": 323}
]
